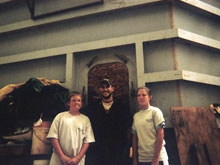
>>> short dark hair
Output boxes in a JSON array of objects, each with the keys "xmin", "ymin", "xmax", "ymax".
[
  {"xmin": 136, "ymin": 86, "xmax": 151, "ymax": 96},
  {"xmin": 69, "ymin": 91, "xmax": 82, "ymax": 100}
]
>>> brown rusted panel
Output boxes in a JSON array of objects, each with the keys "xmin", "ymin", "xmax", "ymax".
[
  {"xmin": 171, "ymin": 107, "xmax": 220, "ymax": 165},
  {"xmin": 88, "ymin": 62, "xmax": 130, "ymax": 105}
]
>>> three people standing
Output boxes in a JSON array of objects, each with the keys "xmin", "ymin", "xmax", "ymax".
[{"xmin": 47, "ymin": 79, "xmax": 168, "ymax": 165}]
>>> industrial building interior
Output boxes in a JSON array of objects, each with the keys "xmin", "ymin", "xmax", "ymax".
[{"xmin": 0, "ymin": 0, "xmax": 220, "ymax": 164}]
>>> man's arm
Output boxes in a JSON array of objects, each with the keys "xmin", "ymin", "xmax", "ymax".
[
  {"xmin": 152, "ymin": 127, "xmax": 164, "ymax": 165},
  {"xmin": 50, "ymin": 138, "xmax": 71, "ymax": 164}
]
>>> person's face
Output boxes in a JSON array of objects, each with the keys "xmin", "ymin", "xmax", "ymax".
[
  {"xmin": 137, "ymin": 89, "xmax": 152, "ymax": 108},
  {"xmin": 69, "ymin": 95, "xmax": 82, "ymax": 112},
  {"xmin": 99, "ymin": 83, "xmax": 114, "ymax": 99}
]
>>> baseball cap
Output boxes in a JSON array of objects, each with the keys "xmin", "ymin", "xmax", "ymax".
[{"xmin": 100, "ymin": 79, "xmax": 113, "ymax": 87}]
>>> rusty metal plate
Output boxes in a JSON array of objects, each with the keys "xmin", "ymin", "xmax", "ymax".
[{"xmin": 171, "ymin": 107, "xmax": 220, "ymax": 165}]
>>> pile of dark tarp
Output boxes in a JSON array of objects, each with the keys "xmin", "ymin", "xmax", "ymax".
[{"xmin": 0, "ymin": 78, "xmax": 69, "ymax": 137}]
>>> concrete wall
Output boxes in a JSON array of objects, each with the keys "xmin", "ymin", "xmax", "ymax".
[
  {"xmin": 181, "ymin": 81, "xmax": 220, "ymax": 107},
  {"xmin": 0, "ymin": 3, "xmax": 171, "ymax": 57},
  {"xmin": 143, "ymin": 40, "xmax": 174, "ymax": 73},
  {"xmin": 0, "ymin": 1, "xmax": 30, "ymax": 25},
  {"xmin": 176, "ymin": 40, "xmax": 220, "ymax": 77},
  {"xmin": 0, "ymin": 55, "xmax": 66, "ymax": 86},
  {"xmin": 173, "ymin": 5, "xmax": 220, "ymax": 40}
]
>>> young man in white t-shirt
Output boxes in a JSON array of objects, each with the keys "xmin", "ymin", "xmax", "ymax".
[{"xmin": 47, "ymin": 91, "xmax": 95, "ymax": 165}]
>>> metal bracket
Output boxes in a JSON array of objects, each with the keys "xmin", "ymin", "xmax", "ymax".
[
  {"xmin": 114, "ymin": 54, "xmax": 129, "ymax": 64},
  {"xmin": 26, "ymin": 0, "xmax": 35, "ymax": 19},
  {"xmin": 87, "ymin": 56, "xmax": 98, "ymax": 68}
]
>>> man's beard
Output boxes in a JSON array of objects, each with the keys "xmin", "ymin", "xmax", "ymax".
[{"xmin": 102, "ymin": 93, "xmax": 112, "ymax": 99}]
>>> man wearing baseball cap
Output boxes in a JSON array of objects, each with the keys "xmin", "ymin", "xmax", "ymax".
[{"xmin": 82, "ymin": 78, "xmax": 132, "ymax": 165}]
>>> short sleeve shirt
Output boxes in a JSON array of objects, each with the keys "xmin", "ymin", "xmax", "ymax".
[
  {"xmin": 132, "ymin": 106, "xmax": 168, "ymax": 162},
  {"xmin": 47, "ymin": 112, "xmax": 95, "ymax": 165}
]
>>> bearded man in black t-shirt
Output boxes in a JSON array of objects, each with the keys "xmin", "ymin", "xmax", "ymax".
[{"xmin": 81, "ymin": 79, "xmax": 132, "ymax": 165}]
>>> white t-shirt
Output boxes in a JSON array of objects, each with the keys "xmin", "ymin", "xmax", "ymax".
[
  {"xmin": 47, "ymin": 111, "xmax": 95, "ymax": 165},
  {"xmin": 102, "ymin": 101, "xmax": 113, "ymax": 111},
  {"xmin": 132, "ymin": 106, "xmax": 168, "ymax": 162}
]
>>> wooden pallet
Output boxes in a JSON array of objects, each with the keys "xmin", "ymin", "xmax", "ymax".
[{"xmin": 171, "ymin": 107, "xmax": 220, "ymax": 165}]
